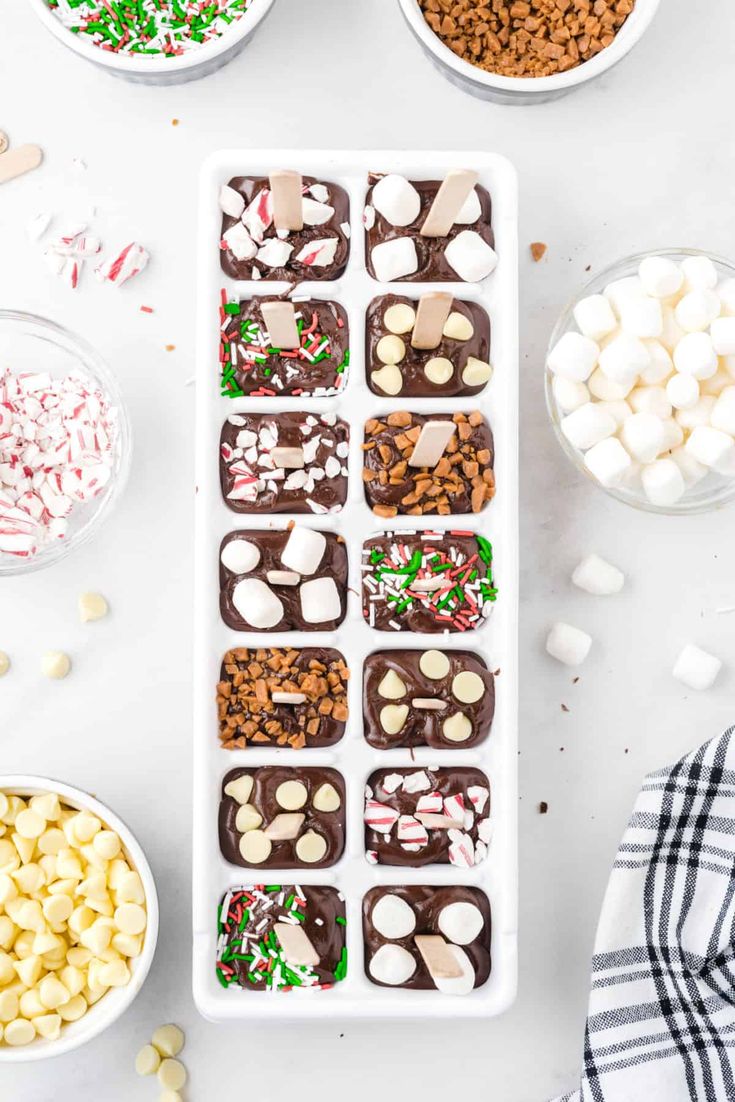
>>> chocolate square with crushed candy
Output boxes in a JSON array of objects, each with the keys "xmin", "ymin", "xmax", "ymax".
[
  {"xmin": 362, "ymin": 410, "xmax": 494, "ymax": 517},
  {"xmin": 217, "ymin": 646, "xmax": 349, "ymax": 750},
  {"xmin": 220, "ymin": 412, "xmax": 349, "ymax": 515}
]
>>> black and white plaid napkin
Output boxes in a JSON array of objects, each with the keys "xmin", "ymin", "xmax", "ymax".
[{"xmin": 553, "ymin": 726, "xmax": 735, "ymax": 1102}]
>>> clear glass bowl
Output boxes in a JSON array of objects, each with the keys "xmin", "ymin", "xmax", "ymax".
[
  {"xmin": 0, "ymin": 311, "xmax": 131, "ymax": 575},
  {"xmin": 545, "ymin": 249, "xmax": 735, "ymax": 516}
]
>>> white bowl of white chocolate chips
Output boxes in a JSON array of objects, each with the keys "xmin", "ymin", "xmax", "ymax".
[{"xmin": 0, "ymin": 777, "xmax": 158, "ymax": 1060}]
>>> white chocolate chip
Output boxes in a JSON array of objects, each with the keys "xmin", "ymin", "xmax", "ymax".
[
  {"xmin": 136, "ymin": 1043, "xmax": 161, "ymax": 1076},
  {"xmin": 451, "ymin": 671, "xmax": 485, "ymax": 704},
  {"xmin": 224, "ymin": 775, "xmax": 254, "ymax": 805},
  {"xmin": 384, "ymin": 304, "xmax": 416, "ymax": 334},
  {"xmin": 114, "ymin": 902, "xmax": 147, "ymax": 935},
  {"xmin": 160, "ymin": 1092, "xmax": 183, "ymax": 1102},
  {"xmin": 275, "ymin": 780, "xmax": 308, "ymax": 811},
  {"xmin": 0, "ymin": 653, "xmax": 8, "ymax": 677},
  {"xmin": 442, "ymin": 712, "xmax": 472, "ymax": 743},
  {"xmin": 462, "ymin": 357, "xmax": 493, "ymax": 388},
  {"xmin": 235, "ymin": 804, "xmax": 262, "ymax": 833},
  {"xmin": 312, "ymin": 783, "xmax": 341, "ymax": 813},
  {"xmin": 4, "ymin": 1019, "xmax": 36, "ymax": 1046},
  {"xmin": 424, "ymin": 356, "xmax": 454, "ymax": 386},
  {"xmin": 376, "ymin": 335, "xmax": 406, "ymax": 365},
  {"xmin": 295, "ymin": 830, "xmax": 327, "ymax": 864},
  {"xmin": 377, "ymin": 669, "xmax": 407, "ymax": 699},
  {"xmin": 379, "ymin": 704, "xmax": 409, "ymax": 735},
  {"xmin": 371, "ymin": 364, "xmax": 404, "ymax": 395},
  {"xmin": 158, "ymin": 1059, "xmax": 187, "ymax": 1092},
  {"xmin": 41, "ymin": 651, "xmax": 71, "ymax": 680},
  {"xmin": 151, "ymin": 1023, "xmax": 185, "ymax": 1059},
  {"xmin": 419, "ymin": 649, "xmax": 450, "ymax": 680},
  {"xmin": 78, "ymin": 592, "xmax": 108, "ymax": 623},
  {"xmin": 238, "ymin": 830, "xmax": 272, "ymax": 864},
  {"xmin": 443, "ymin": 312, "xmax": 474, "ymax": 341}
]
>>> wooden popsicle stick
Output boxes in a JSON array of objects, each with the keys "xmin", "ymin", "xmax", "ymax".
[
  {"xmin": 260, "ymin": 300, "xmax": 302, "ymax": 349},
  {"xmin": 411, "ymin": 292, "xmax": 454, "ymax": 350},
  {"xmin": 408, "ymin": 420, "xmax": 457, "ymax": 468},
  {"xmin": 269, "ymin": 169, "xmax": 304, "ymax": 232},
  {"xmin": 0, "ymin": 144, "xmax": 42, "ymax": 185},
  {"xmin": 420, "ymin": 169, "xmax": 478, "ymax": 238},
  {"xmin": 274, "ymin": 921, "xmax": 320, "ymax": 967},
  {"xmin": 414, "ymin": 934, "xmax": 464, "ymax": 980}
]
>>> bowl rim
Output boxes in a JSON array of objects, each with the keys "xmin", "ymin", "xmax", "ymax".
[
  {"xmin": 27, "ymin": 0, "xmax": 274, "ymax": 74},
  {"xmin": 397, "ymin": 0, "xmax": 661, "ymax": 94},
  {"xmin": 545, "ymin": 247, "xmax": 735, "ymax": 516},
  {"xmin": 0, "ymin": 309, "xmax": 132, "ymax": 577},
  {"xmin": 0, "ymin": 774, "xmax": 159, "ymax": 1062}
]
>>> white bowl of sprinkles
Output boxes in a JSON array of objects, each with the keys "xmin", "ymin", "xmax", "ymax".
[{"xmin": 28, "ymin": 0, "xmax": 276, "ymax": 85}]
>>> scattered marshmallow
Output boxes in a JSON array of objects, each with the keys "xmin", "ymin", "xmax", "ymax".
[
  {"xmin": 545, "ymin": 622, "xmax": 592, "ymax": 667},
  {"xmin": 444, "ymin": 231, "xmax": 497, "ymax": 282},
  {"xmin": 571, "ymin": 554, "xmax": 624, "ymax": 596},
  {"xmin": 547, "ymin": 332, "xmax": 599, "ymax": 382},
  {"xmin": 371, "ymin": 237, "xmax": 418, "ymax": 282},
  {"xmin": 672, "ymin": 644, "xmax": 722, "ymax": 691}
]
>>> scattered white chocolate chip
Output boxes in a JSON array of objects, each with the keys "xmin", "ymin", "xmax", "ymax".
[
  {"xmin": 275, "ymin": 780, "xmax": 308, "ymax": 811},
  {"xmin": 41, "ymin": 651, "xmax": 71, "ymax": 680},
  {"xmin": 235, "ymin": 804, "xmax": 262, "ymax": 833},
  {"xmin": 442, "ymin": 712, "xmax": 472, "ymax": 743},
  {"xmin": 312, "ymin": 783, "xmax": 341, "ymax": 813},
  {"xmin": 546, "ymin": 622, "xmax": 592, "ymax": 666},
  {"xmin": 158, "ymin": 1059, "xmax": 187, "ymax": 1093},
  {"xmin": 295, "ymin": 830, "xmax": 327, "ymax": 864},
  {"xmin": 672, "ymin": 644, "xmax": 722, "ymax": 691},
  {"xmin": 571, "ymin": 554, "xmax": 625, "ymax": 596},
  {"xmin": 380, "ymin": 704, "xmax": 409, "ymax": 735},
  {"xmin": 461, "ymin": 356, "xmax": 493, "ymax": 387},
  {"xmin": 224, "ymin": 775, "xmax": 254, "ymax": 805},
  {"xmin": 159, "ymin": 1092, "xmax": 183, "ymax": 1102},
  {"xmin": 384, "ymin": 303, "xmax": 416, "ymax": 334},
  {"xmin": 274, "ymin": 921, "xmax": 320, "ymax": 966},
  {"xmin": 220, "ymin": 538, "xmax": 260, "ymax": 574},
  {"xmin": 151, "ymin": 1024, "xmax": 185, "ymax": 1059},
  {"xmin": 377, "ymin": 669, "xmax": 407, "ymax": 699},
  {"xmin": 424, "ymin": 357, "xmax": 454, "ymax": 386},
  {"xmin": 136, "ymin": 1044, "xmax": 161, "ymax": 1076},
  {"xmin": 443, "ymin": 311, "xmax": 474, "ymax": 341},
  {"xmin": 0, "ymin": 652, "xmax": 9, "ymax": 677},
  {"xmin": 239, "ymin": 829, "xmax": 271, "ymax": 864},
  {"xmin": 371, "ymin": 364, "xmax": 404, "ymax": 395},
  {"xmin": 369, "ymin": 944, "xmax": 416, "ymax": 986},
  {"xmin": 437, "ymin": 901, "xmax": 485, "ymax": 946},
  {"xmin": 451, "ymin": 670, "xmax": 485, "ymax": 704},
  {"xmin": 376, "ymin": 335, "xmax": 405, "ymax": 365},
  {"xmin": 371, "ymin": 893, "xmax": 416, "ymax": 939},
  {"xmin": 78, "ymin": 592, "xmax": 108, "ymax": 623},
  {"xmin": 420, "ymin": 649, "xmax": 450, "ymax": 680},
  {"xmin": 265, "ymin": 813, "xmax": 305, "ymax": 841}
]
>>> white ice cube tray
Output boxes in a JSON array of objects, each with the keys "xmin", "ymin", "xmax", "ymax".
[{"xmin": 194, "ymin": 150, "xmax": 518, "ymax": 1019}]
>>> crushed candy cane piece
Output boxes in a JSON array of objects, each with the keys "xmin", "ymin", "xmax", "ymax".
[
  {"xmin": 96, "ymin": 242, "xmax": 149, "ymax": 287},
  {"xmin": 364, "ymin": 800, "xmax": 399, "ymax": 835},
  {"xmin": 295, "ymin": 238, "xmax": 338, "ymax": 268},
  {"xmin": 402, "ymin": 770, "xmax": 432, "ymax": 794},
  {"xmin": 396, "ymin": 815, "xmax": 429, "ymax": 846}
]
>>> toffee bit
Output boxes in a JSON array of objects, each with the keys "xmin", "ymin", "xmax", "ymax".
[{"xmin": 530, "ymin": 242, "xmax": 547, "ymax": 263}]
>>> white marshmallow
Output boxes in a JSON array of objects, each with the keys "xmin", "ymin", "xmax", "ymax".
[
  {"xmin": 640, "ymin": 340, "xmax": 674, "ymax": 385},
  {"xmin": 455, "ymin": 188, "xmax": 482, "ymax": 224},
  {"xmin": 573, "ymin": 295, "xmax": 617, "ymax": 341},
  {"xmin": 599, "ymin": 333, "xmax": 650, "ymax": 386},
  {"xmin": 641, "ymin": 459, "xmax": 686, "ymax": 507},
  {"xmin": 281, "ymin": 527, "xmax": 326, "ymax": 575},
  {"xmin": 437, "ymin": 901, "xmax": 484, "ymax": 946},
  {"xmin": 673, "ymin": 332, "xmax": 718, "ymax": 379},
  {"xmin": 669, "ymin": 446, "xmax": 708, "ymax": 486},
  {"xmin": 710, "ymin": 386, "xmax": 735, "ymax": 435},
  {"xmin": 560, "ymin": 403, "xmax": 616, "ymax": 451},
  {"xmin": 547, "ymin": 332, "xmax": 599, "ymax": 382},
  {"xmin": 659, "ymin": 306, "xmax": 685, "ymax": 352},
  {"xmin": 724, "ymin": 355, "xmax": 735, "ymax": 379},
  {"xmin": 444, "ymin": 231, "xmax": 498, "ymax": 282},
  {"xmin": 220, "ymin": 539, "xmax": 260, "ymax": 574},
  {"xmin": 675, "ymin": 289, "xmax": 721, "ymax": 333},
  {"xmin": 686, "ymin": 426, "xmax": 735, "ymax": 474},
  {"xmin": 628, "ymin": 386, "xmax": 672, "ymax": 420},
  {"xmin": 717, "ymin": 278, "xmax": 735, "ymax": 316},
  {"xmin": 571, "ymin": 554, "xmax": 625, "ymax": 596},
  {"xmin": 371, "ymin": 894, "xmax": 416, "ymax": 940},
  {"xmin": 369, "ymin": 944, "xmax": 416, "ymax": 986},
  {"xmin": 672, "ymin": 644, "xmax": 722, "ymax": 692},
  {"xmin": 675, "ymin": 395, "xmax": 715, "ymax": 431},
  {"xmin": 711, "ymin": 317, "xmax": 735, "ymax": 356},
  {"xmin": 594, "ymin": 399, "xmax": 632, "ymax": 428},
  {"xmin": 552, "ymin": 376, "xmax": 589, "ymax": 412},
  {"xmin": 620, "ymin": 461, "xmax": 643, "ymax": 491},
  {"xmin": 231, "ymin": 579, "xmax": 283, "ymax": 629},
  {"xmin": 638, "ymin": 256, "xmax": 684, "ymax": 299},
  {"xmin": 700, "ymin": 367, "xmax": 733, "ymax": 397},
  {"xmin": 666, "ymin": 373, "xmax": 699, "ymax": 411},
  {"xmin": 371, "ymin": 174, "xmax": 421, "ymax": 227},
  {"xmin": 546, "ymin": 622, "xmax": 592, "ymax": 667},
  {"xmin": 620, "ymin": 296, "xmax": 663, "ymax": 339},
  {"xmin": 584, "ymin": 437, "xmax": 632, "ymax": 487},
  {"xmin": 300, "ymin": 577, "xmax": 342, "ymax": 624},
  {"xmin": 681, "ymin": 255, "xmax": 718, "ymax": 292},
  {"xmin": 604, "ymin": 276, "xmax": 644, "ymax": 317},
  {"xmin": 659, "ymin": 418, "xmax": 684, "ymax": 453},
  {"xmin": 432, "ymin": 944, "xmax": 476, "ymax": 996},
  {"xmin": 620, "ymin": 412, "xmax": 665, "ymax": 463},
  {"xmin": 371, "ymin": 238, "xmax": 418, "ymax": 282},
  {"xmin": 588, "ymin": 367, "xmax": 633, "ymax": 402}
]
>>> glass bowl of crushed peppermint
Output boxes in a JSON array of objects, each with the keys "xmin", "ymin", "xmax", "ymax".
[
  {"xmin": 398, "ymin": 0, "xmax": 661, "ymax": 104},
  {"xmin": 0, "ymin": 311, "xmax": 131, "ymax": 575},
  {"xmin": 29, "ymin": 0, "xmax": 275, "ymax": 85}
]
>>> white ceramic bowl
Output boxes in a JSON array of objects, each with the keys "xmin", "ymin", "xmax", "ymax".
[
  {"xmin": 397, "ymin": 0, "xmax": 661, "ymax": 104},
  {"xmin": 0, "ymin": 775, "xmax": 158, "ymax": 1062},
  {"xmin": 28, "ymin": 0, "xmax": 275, "ymax": 85}
]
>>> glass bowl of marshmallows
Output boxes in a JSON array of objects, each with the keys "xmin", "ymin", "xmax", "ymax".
[{"xmin": 545, "ymin": 250, "xmax": 735, "ymax": 514}]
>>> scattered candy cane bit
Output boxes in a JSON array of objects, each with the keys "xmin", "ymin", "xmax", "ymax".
[
  {"xmin": 95, "ymin": 242, "xmax": 149, "ymax": 287},
  {"xmin": 139, "ymin": 305, "xmax": 154, "ymax": 314}
]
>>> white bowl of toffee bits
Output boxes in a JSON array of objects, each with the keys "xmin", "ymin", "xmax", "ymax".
[{"xmin": 398, "ymin": 0, "xmax": 661, "ymax": 104}]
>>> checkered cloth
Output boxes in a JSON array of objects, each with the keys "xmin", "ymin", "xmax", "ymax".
[{"xmin": 554, "ymin": 726, "xmax": 735, "ymax": 1102}]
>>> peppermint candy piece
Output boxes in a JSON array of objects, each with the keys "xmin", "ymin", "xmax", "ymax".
[
  {"xmin": 396, "ymin": 815, "xmax": 428, "ymax": 847},
  {"xmin": 96, "ymin": 242, "xmax": 149, "ymax": 287},
  {"xmin": 295, "ymin": 238, "xmax": 338, "ymax": 268},
  {"xmin": 364, "ymin": 800, "xmax": 399, "ymax": 835}
]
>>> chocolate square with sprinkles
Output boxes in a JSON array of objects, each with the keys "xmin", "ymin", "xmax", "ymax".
[
  {"xmin": 361, "ymin": 530, "xmax": 497, "ymax": 632},
  {"xmin": 217, "ymin": 884, "xmax": 347, "ymax": 991},
  {"xmin": 219, "ymin": 296, "xmax": 349, "ymax": 398}
]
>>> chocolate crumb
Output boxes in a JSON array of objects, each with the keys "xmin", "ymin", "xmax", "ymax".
[
  {"xmin": 561, "ymin": 703, "xmax": 570, "ymax": 712},
  {"xmin": 531, "ymin": 242, "xmax": 547, "ymax": 262},
  {"xmin": 539, "ymin": 801, "xmax": 549, "ymax": 815}
]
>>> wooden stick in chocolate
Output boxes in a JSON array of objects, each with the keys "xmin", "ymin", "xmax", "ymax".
[
  {"xmin": 0, "ymin": 144, "xmax": 42, "ymax": 185},
  {"xmin": 420, "ymin": 169, "xmax": 478, "ymax": 238},
  {"xmin": 414, "ymin": 934, "xmax": 463, "ymax": 980},
  {"xmin": 260, "ymin": 300, "xmax": 301, "ymax": 350},
  {"xmin": 408, "ymin": 420, "xmax": 457, "ymax": 468},
  {"xmin": 411, "ymin": 292, "xmax": 454, "ymax": 350},
  {"xmin": 274, "ymin": 921, "xmax": 320, "ymax": 966},
  {"xmin": 269, "ymin": 169, "xmax": 304, "ymax": 232}
]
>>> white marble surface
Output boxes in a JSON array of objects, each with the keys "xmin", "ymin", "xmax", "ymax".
[{"xmin": 2, "ymin": 0, "xmax": 735, "ymax": 1097}]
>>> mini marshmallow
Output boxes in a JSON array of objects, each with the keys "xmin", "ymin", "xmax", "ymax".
[
  {"xmin": 666, "ymin": 373, "xmax": 700, "ymax": 411},
  {"xmin": 371, "ymin": 238, "xmax": 418, "ymax": 282},
  {"xmin": 620, "ymin": 413, "xmax": 665, "ymax": 463},
  {"xmin": 571, "ymin": 554, "xmax": 624, "ymax": 596},
  {"xmin": 681, "ymin": 255, "xmax": 718, "ymax": 292},
  {"xmin": 700, "ymin": 367, "xmax": 733, "ymax": 397},
  {"xmin": 455, "ymin": 188, "xmax": 482, "ymax": 224},
  {"xmin": 659, "ymin": 306, "xmax": 686, "ymax": 352},
  {"xmin": 675, "ymin": 289, "xmax": 720, "ymax": 333},
  {"xmin": 444, "ymin": 231, "xmax": 498, "ymax": 282},
  {"xmin": 300, "ymin": 577, "xmax": 341, "ymax": 624},
  {"xmin": 711, "ymin": 317, "xmax": 735, "ymax": 356},
  {"xmin": 672, "ymin": 644, "xmax": 722, "ymax": 691},
  {"xmin": 547, "ymin": 332, "xmax": 599, "ymax": 382},
  {"xmin": 711, "ymin": 387, "xmax": 735, "ymax": 435},
  {"xmin": 628, "ymin": 386, "xmax": 672, "ymax": 420},
  {"xmin": 371, "ymin": 174, "xmax": 421, "ymax": 227},
  {"xmin": 560, "ymin": 403, "xmax": 616, "ymax": 451},
  {"xmin": 641, "ymin": 459, "xmax": 686, "ymax": 507},
  {"xmin": 685, "ymin": 426, "xmax": 735, "ymax": 474},
  {"xmin": 231, "ymin": 579, "xmax": 283, "ymax": 629},
  {"xmin": 552, "ymin": 376, "xmax": 589, "ymax": 412},
  {"xmin": 599, "ymin": 333, "xmax": 650, "ymax": 386},
  {"xmin": 371, "ymin": 894, "xmax": 416, "ymax": 940},
  {"xmin": 369, "ymin": 944, "xmax": 416, "ymax": 986},
  {"xmin": 638, "ymin": 256, "xmax": 684, "ymax": 299},
  {"xmin": 437, "ymin": 901, "xmax": 484, "ymax": 946},
  {"xmin": 619, "ymin": 295, "xmax": 663, "ymax": 339},
  {"xmin": 669, "ymin": 446, "xmax": 708, "ymax": 486},
  {"xmin": 675, "ymin": 395, "xmax": 716, "ymax": 431},
  {"xmin": 221, "ymin": 539, "xmax": 260, "ymax": 575},
  {"xmin": 640, "ymin": 340, "xmax": 674, "ymax": 384},
  {"xmin": 584, "ymin": 437, "xmax": 631, "ymax": 487},
  {"xmin": 673, "ymin": 332, "xmax": 718, "ymax": 379},
  {"xmin": 594, "ymin": 400, "xmax": 632, "ymax": 428},
  {"xmin": 588, "ymin": 368, "xmax": 633, "ymax": 402},
  {"xmin": 659, "ymin": 418, "xmax": 684, "ymax": 452},
  {"xmin": 717, "ymin": 278, "xmax": 735, "ymax": 316},
  {"xmin": 604, "ymin": 276, "xmax": 644, "ymax": 317},
  {"xmin": 573, "ymin": 295, "xmax": 617, "ymax": 341},
  {"xmin": 280, "ymin": 526, "xmax": 326, "ymax": 575},
  {"xmin": 546, "ymin": 622, "xmax": 592, "ymax": 667}
]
